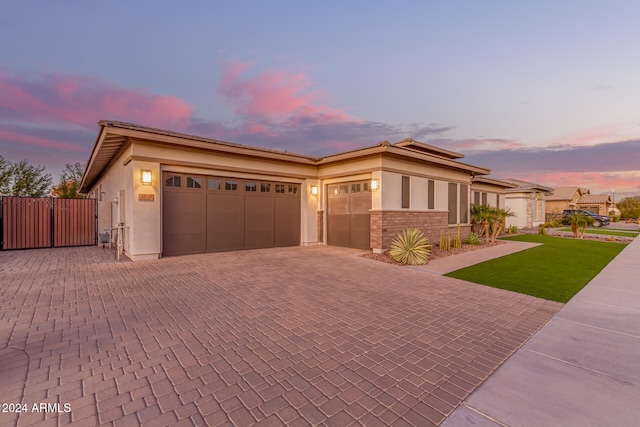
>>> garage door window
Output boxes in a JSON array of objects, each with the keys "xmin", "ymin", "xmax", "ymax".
[
  {"xmin": 275, "ymin": 184, "xmax": 285, "ymax": 194},
  {"xmin": 260, "ymin": 183, "xmax": 271, "ymax": 193},
  {"xmin": 245, "ymin": 181, "xmax": 257, "ymax": 192},
  {"xmin": 165, "ymin": 175, "xmax": 181, "ymax": 187},
  {"xmin": 339, "ymin": 184, "xmax": 348, "ymax": 195},
  {"xmin": 288, "ymin": 185, "xmax": 298, "ymax": 195},
  {"xmin": 186, "ymin": 176, "xmax": 202, "ymax": 189},
  {"xmin": 225, "ymin": 180, "xmax": 238, "ymax": 191},
  {"xmin": 207, "ymin": 178, "xmax": 222, "ymax": 190},
  {"xmin": 351, "ymin": 183, "xmax": 361, "ymax": 193}
]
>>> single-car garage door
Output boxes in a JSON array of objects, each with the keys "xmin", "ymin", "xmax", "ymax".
[
  {"xmin": 163, "ymin": 172, "xmax": 300, "ymax": 256},
  {"xmin": 327, "ymin": 180, "xmax": 371, "ymax": 249}
]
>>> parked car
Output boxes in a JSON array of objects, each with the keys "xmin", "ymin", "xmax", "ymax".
[{"xmin": 562, "ymin": 209, "xmax": 610, "ymax": 227}]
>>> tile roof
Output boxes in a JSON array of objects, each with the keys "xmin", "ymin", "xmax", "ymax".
[
  {"xmin": 546, "ymin": 186, "xmax": 580, "ymax": 201},
  {"xmin": 578, "ymin": 194, "xmax": 611, "ymax": 204}
]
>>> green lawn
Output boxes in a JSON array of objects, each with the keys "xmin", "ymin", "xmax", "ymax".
[
  {"xmin": 445, "ymin": 234, "xmax": 626, "ymax": 303},
  {"xmin": 558, "ymin": 227, "xmax": 639, "ymax": 237}
]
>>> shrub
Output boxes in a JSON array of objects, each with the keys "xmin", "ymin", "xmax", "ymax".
[
  {"xmin": 538, "ymin": 224, "xmax": 547, "ymax": 235},
  {"xmin": 465, "ymin": 232, "xmax": 481, "ymax": 245},
  {"xmin": 612, "ymin": 216, "xmax": 620, "ymax": 222},
  {"xmin": 509, "ymin": 225, "xmax": 518, "ymax": 234},
  {"xmin": 389, "ymin": 229, "xmax": 432, "ymax": 265}
]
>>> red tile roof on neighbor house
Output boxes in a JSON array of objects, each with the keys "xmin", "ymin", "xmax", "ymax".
[
  {"xmin": 546, "ymin": 186, "xmax": 581, "ymax": 201},
  {"xmin": 578, "ymin": 193, "xmax": 611, "ymax": 204}
]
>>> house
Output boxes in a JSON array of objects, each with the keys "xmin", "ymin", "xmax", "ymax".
[
  {"xmin": 470, "ymin": 176, "xmax": 517, "ymax": 209},
  {"xmin": 499, "ymin": 179, "xmax": 553, "ymax": 229},
  {"xmin": 545, "ymin": 186, "xmax": 611, "ymax": 216},
  {"xmin": 80, "ymin": 121, "xmax": 492, "ymax": 260}
]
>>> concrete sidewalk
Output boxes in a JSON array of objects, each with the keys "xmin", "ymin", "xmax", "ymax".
[{"xmin": 442, "ymin": 236, "xmax": 640, "ymax": 427}]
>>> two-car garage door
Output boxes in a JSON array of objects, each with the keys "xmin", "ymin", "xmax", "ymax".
[{"xmin": 162, "ymin": 172, "xmax": 300, "ymax": 256}]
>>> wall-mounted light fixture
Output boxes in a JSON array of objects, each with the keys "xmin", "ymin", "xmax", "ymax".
[
  {"xmin": 141, "ymin": 170, "xmax": 152, "ymax": 185},
  {"xmin": 310, "ymin": 185, "xmax": 318, "ymax": 196},
  {"xmin": 371, "ymin": 178, "xmax": 380, "ymax": 191}
]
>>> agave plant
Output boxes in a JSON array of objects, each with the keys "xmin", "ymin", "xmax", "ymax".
[
  {"xmin": 389, "ymin": 228, "xmax": 432, "ymax": 265},
  {"xmin": 465, "ymin": 232, "xmax": 481, "ymax": 245}
]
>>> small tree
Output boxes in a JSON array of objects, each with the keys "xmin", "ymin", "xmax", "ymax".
[
  {"xmin": 0, "ymin": 155, "xmax": 11, "ymax": 195},
  {"xmin": 489, "ymin": 207, "xmax": 515, "ymax": 243},
  {"xmin": 564, "ymin": 211, "xmax": 593, "ymax": 238},
  {"xmin": 2, "ymin": 159, "xmax": 53, "ymax": 197},
  {"xmin": 617, "ymin": 196, "xmax": 640, "ymax": 219},
  {"xmin": 52, "ymin": 162, "xmax": 85, "ymax": 198}
]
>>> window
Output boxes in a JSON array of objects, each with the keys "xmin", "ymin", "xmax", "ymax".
[
  {"xmin": 496, "ymin": 193, "xmax": 500, "ymax": 208},
  {"xmin": 428, "ymin": 180, "xmax": 435, "ymax": 210},
  {"xmin": 460, "ymin": 184, "xmax": 469, "ymax": 224},
  {"xmin": 448, "ymin": 183, "xmax": 457, "ymax": 224},
  {"xmin": 186, "ymin": 176, "xmax": 202, "ymax": 189},
  {"xmin": 288, "ymin": 185, "xmax": 298, "ymax": 195},
  {"xmin": 363, "ymin": 182, "xmax": 371, "ymax": 192},
  {"xmin": 481, "ymin": 192, "xmax": 487, "ymax": 205},
  {"xmin": 245, "ymin": 181, "xmax": 257, "ymax": 192},
  {"xmin": 329, "ymin": 185, "xmax": 338, "ymax": 195},
  {"xmin": 339, "ymin": 184, "xmax": 348, "ymax": 195},
  {"xmin": 260, "ymin": 183, "xmax": 271, "ymax": 193},
  {"xmin": 225, "ymin": 180, "xmax": 238, "ymax": 191},
  {"xmin": 165, "ymin": 175, "xmax": 181, "ymax": 187},
  {"xmin": 351, "ymin": 183, "xmax": 361, "ymax": 193},
  {"xmin": 275, "ymin": 184, "xmax": 285, "ymax": 194},
  {"xmin": 207, "ymin": 178, "xmax": 221, "ymax": 190},
  {"xmin": 402, "ymin": 176, "xmax": 410, "ymax": 209}
]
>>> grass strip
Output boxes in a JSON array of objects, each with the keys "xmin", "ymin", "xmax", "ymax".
[{"xmin": 445, "ymin": 234, "xmax": 626, "ymax": 303}]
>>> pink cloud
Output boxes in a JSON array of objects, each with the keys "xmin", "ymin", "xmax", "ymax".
[
  {"xmin": 546, "ymin": 125, "xmax": 627, "ymax": 148},
  {"xmin": 0, "ymin": 129, "xmax": 83, "ymax": 152},
  {"xmin": 217, "ymin": 59, "xmax": 350, "ymax": 123},
  {"xmin": 0, "ymin": 71, "xmax": 192, "ymax": 130}
]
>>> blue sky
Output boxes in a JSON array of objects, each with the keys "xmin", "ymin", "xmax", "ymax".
[{"xmin": 2, "ymin": 1, "xmax": 639, "ymax": 196}]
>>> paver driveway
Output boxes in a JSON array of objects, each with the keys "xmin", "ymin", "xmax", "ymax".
[{"xmin": 0, "ymin": 246, "xmax": 562, "ymax": 426}]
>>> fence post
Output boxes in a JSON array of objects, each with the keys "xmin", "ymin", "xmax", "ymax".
[
  {"xmin": 50, "ymin": 197, "xmax": 55, "ymax": 248},
  {"xmin": 0, "ymin": 196, "xmax": 3, "ymax": 251}
]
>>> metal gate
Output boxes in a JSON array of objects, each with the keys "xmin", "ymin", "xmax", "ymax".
[{"xmin": 0, "ymin": 197, "xmax": 97, "ymax": 250}]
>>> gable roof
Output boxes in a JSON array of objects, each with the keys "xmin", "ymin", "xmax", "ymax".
[
  {"xmin": 578, "ymin": 193, "xmax": 611, "ymax": 204},
  {"xmin": 546, "ymin": 186, "xmax": 580, "ymax": 201},
  {"xmin": 500, "ymin": 178, "xmax": 553, "ymax": 193},
  {"xmin": 80, "ymin": 121, "xmax": 491, "ymax": 193}
]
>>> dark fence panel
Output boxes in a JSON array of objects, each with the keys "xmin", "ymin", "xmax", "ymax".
[
  {"xmin": 1, "ymin": 197, "xmax": 51, "ymax": 249},
  {"xmin": 53, "ymin": 198, "xmax": 97, "ymax": 247},
  {"xmin": 0, "ymin": 197, "xmax": 97, "ymax": 250}
]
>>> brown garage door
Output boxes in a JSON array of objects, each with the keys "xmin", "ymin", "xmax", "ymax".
[
  {"xmin": 327, "ymin": 181, "xmax": 371, "ymax": 249},
  {"xmin": 163, "ymin": 173, "xmax": 300, "ymax": 256}
]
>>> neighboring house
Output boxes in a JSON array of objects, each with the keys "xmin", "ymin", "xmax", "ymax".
[
  {"xmin": 80, "ymin": 121, "xmax": 491, "ymax": 260},
  {"xmin": 500, "ymin": 179, "xmax": 553, "ymax": 229},
  {"xmin": 471, "ymin": 177, "xmax": 517, "ymax": 209},
  {"xmin": 545, "ymin": 186, "xmax": 611, "ymax": 216}
]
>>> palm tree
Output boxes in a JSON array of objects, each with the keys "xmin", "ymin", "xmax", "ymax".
[
  {"xmin": 564, "ymin": 211, "xmax": 594, "ymax": 238},
  {"xmin": 490, "ymin": 207, "xmax": 515, "ymax": 243}
]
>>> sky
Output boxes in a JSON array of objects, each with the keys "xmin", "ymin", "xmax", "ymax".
[{"xmin": 1, "ymin": 1, "xmax": 639, "ymax": 198}]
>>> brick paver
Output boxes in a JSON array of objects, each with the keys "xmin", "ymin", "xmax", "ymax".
[{"xmin": 0, "ymin": 246, "xmax": 562, "ymax": 426}]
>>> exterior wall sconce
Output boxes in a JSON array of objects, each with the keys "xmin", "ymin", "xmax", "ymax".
[
  {"xmin": 371, "ymin": 179, "xmax": 380, "ymax": 191},
  {"xmin": 141, "ymin": 170, "xmax": 152, "ymax": 185},
  {"xmin": 310, "ymin": 185, "xmax": 318, "ymax": 196}
]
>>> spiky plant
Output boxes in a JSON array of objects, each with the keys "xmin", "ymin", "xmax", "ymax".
[
  {"xmin": 453, "ymin": 223, "xmax": 462, "ymax": 248},
  {"xmin": 465, "ymin": 232, "xmax": 481, "ymax": 245},
  {"xmin": 389, "ymin": 229, "xmax": 432, "ymax": 265}
]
